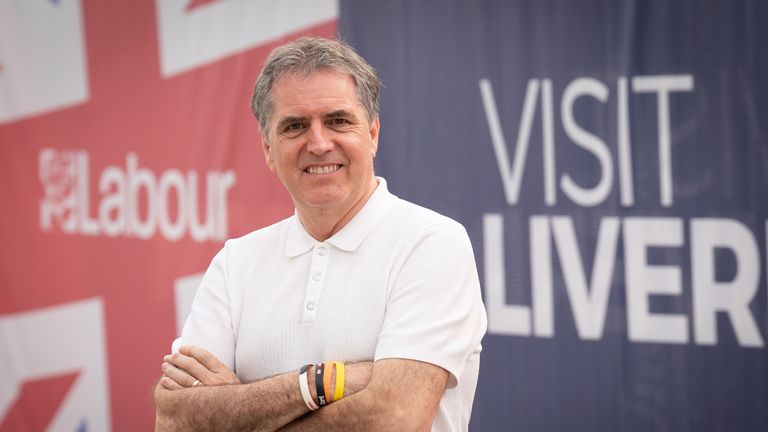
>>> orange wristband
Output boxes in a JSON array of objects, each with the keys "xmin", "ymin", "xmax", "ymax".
[{"xmin": 323, "ymin": 361, "xmax": 333, "ymax": 402}]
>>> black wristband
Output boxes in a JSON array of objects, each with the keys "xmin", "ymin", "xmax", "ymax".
[{"xmin": 315, "ymin": 362, "xmax": 327, "ymax": 407}]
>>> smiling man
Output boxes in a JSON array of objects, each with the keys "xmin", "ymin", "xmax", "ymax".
[
  {"xmin": 265, "ymin": 68, "xmax": 379, "ymax": 240},
  {"xmin": 154, "ymin": 37, "xmax": 487, "ymax": 432}
]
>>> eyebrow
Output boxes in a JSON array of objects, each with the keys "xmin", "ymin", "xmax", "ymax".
[{"xmin": 325, "ymin": 110, "xmax": 359, "ymax": 121}]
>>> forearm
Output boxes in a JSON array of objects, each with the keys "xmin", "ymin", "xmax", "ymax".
[
  {"xmin": 277, "ymin": 388, "xmax": 378, "ymax": 432},
  {"xmin": 154, "ymin": 372, "xmax": 308, "ymax": 432},
  {"xmin": 278, "ymin": 359, "xmax": 445, "ymax": 432},
  {"xmin": 278, "ymin": 387, "xmax": 433, "ymax": 432}
]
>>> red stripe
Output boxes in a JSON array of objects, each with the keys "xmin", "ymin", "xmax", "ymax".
[
  {"xmin": 185, "ymin": 0, "xmax": 220, "ymax": 12},
  {"xmin": 0, "ymin": 372, "xmax": 80, "ymax": 432}
]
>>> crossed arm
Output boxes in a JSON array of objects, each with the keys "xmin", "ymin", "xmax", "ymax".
[{"xmin": 154, "ymin": 346, "xmax": 448, "ymax": 431}]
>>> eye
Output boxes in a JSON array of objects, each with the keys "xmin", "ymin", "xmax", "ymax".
[
  {"xmin": 328, "ymin": 118, "xmax": 350, "ymax": 127},
  {"xmin": 286, "ymin": 122, "xmax": 305, "ymax": 131},
  {"xmin": 281, "ymin": 122, "xmax": 307, "ymax": 136}
]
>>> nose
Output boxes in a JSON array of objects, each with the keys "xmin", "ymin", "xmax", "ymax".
[{"xmin": 305, "ymin": 121, "xmax": 333, "ymax": 155}]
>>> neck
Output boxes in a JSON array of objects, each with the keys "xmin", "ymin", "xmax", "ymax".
[{"xmin": 297, "ymin": 177, "xmax": 379, "ymax": 241}]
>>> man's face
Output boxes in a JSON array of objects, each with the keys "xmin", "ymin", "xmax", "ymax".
[{"xmin": 262, "ymin": 69, "xmax": 380, "ymax": 215}]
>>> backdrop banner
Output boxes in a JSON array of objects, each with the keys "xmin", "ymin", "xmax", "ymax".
[
  {"xmin": 0, "ymin": 0, "xmax": 336, "ymax": 430},
  {"xmin": 1, "ymin": 0, "xmax": 767, "ymax": 431},
  {"xmin": 340, "ymin": 1, "xmax": 768, "ymax": 431}
]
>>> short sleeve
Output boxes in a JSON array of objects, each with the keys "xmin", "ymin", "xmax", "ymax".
[
  {"xmin": 374, "ymin": 222, "xmax": 487, "ymax": 388},
  {"xmin": 172, "ymin": 243, "xmax": 236, "ymax": 370}
]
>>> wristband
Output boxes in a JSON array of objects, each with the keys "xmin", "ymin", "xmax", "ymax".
[
  {"xmin": 323, "ymin": 362, "xmax": 334, "ymax": 402},
  {"xmin": 315, "ymin": 363, "xmax": 327, "ymax": 406},
  {"xmin": 333, "ymin": 361, "xmax": 345, "ymax": 401},
  {"xmin": 299, "ymin": 365, "xmax": 319, "ymax": 411}
]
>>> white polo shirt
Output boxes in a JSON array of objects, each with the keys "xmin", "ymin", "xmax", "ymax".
[{"xmin": 176, "ymin": 177, "xmax": 487, "ymax": 431}]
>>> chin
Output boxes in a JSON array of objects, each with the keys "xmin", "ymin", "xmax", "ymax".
[{"xmin": 302, "ymin": 193, "xmax": 346, "ymax": 209}]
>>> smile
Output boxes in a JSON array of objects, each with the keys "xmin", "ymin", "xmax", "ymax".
[{"xmin": 306, "ymin": 164, "xmax": 342, "ymax": 174}]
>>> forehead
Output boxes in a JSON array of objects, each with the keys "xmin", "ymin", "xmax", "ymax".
[{"xmin": 270, "ymin": 70, "xmax": 362, "ymax": 117}]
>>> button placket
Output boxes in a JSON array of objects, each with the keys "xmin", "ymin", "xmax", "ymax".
[{"xmin": 302, "ymin": 242, "xmax": 330, "ymax": 324}]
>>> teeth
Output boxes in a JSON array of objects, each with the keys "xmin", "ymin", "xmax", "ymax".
[{"xmin": 307, "ymin": 165, "xmax": 340, "ymax": 174}]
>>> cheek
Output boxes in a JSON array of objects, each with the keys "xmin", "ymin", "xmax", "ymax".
[{"xmin": 274, "ymin": 148, "xmax": 299, "ymax": 172}]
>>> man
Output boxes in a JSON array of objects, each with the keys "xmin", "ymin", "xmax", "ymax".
[{"xmin": 154, "ymin": 36, "xmax": 487, "ymax": 431}]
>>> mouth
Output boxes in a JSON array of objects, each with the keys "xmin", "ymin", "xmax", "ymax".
[{"xmin": 305, "ymin": 164, "xmax": 343, "ymax": 174}]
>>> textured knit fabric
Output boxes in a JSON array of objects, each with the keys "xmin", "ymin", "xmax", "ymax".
[{"xmin": 175, "ymin": 177, "xmax": 487, "ymax": 431}]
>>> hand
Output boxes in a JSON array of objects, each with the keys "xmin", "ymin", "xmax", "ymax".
[{"xmin": 160, "ymin": 345, "xmax": 241, "ymax": 390}]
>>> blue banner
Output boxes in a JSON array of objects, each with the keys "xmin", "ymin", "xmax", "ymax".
[{"xmin": 341, "ymin": 1, "xmax": 768, "ymax": 430}]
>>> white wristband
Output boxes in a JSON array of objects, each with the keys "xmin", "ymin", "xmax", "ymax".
[{"xmin": 299, "ymin": 365, "xmax": 319, "ymax": 411}]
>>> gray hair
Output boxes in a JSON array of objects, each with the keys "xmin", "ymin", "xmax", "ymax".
[{"xmin": 251, "ymin": 36, "xmax": 381, "ymax": 138}]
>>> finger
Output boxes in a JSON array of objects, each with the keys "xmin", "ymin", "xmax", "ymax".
[
  {"xmin": 168, "ymin": 352, "xmax": 211, "ymax": 382},
  {"xmin": 179, "ymin": 345, "xmax": 226, "ymax": 372},
  {"xmin": 160, "ymin": 375, "xmax": 184, "ymax": 390},
  {"xmin": 178, "ymin": 346, "xmax": 241, "ymax": 386},
  {"xmin": 162, "ymin": 361, "xmax": 197, "ymax": 387}
]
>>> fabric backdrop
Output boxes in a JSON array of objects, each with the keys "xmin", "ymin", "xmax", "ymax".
[{"xmin": 1, "ymin": 1, "xmax": 766, "ymax": 430}]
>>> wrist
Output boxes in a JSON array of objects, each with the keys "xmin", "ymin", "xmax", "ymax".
[
  {"xmin": 306, "ymin": 364, "xmax": 317, "ymax": 401},
  {"xmin": 298, "ymin": 364, "xmax": 319, "ymax": 411},
  {"xmin": 302, "ymin": 362, "xmax": 345, "ymax": 409}
]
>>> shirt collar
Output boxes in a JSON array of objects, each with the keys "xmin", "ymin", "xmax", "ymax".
[{"xmin": 284, "ymin": 177, "xmax": 397, "ymax": 257}]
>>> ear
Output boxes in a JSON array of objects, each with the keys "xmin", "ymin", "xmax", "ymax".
[
  {"xmin": 369, "ymin": 116, "xmax": 380, "ymax": 157},
  {"xmin": 261, "ymin": 134, "xmax": 276, "ymax": 172}
]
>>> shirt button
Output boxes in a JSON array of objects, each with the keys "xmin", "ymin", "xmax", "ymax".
[
  {"xmin": 312, "ymin": 272, "xmax": 322, "ymax": 282},
  {"xmin": 306, "ymin": 302, "xmax": 315, "ymax": 311},
  {"xmin": 317, "ymin": 246, "xmax": 327, "ymax": 256}
]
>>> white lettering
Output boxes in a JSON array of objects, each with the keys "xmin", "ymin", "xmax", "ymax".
[
  {"xmin": 552, "ymin": 216, "xmax": 620, "ymax": 340},
  {"xmin": 483, "ymin": 213, "xmax": 532, "ymax": 335},
  {"xmin": 691, "ymin": 218, "xmax": 763, "ymax": 347},
  {"xmin": 76, "ymin": 152, "xmax": 100, "ymax": 235},
  {"xmin": 98, "ymin": 167, "xmax": 126, "ymax": 237},
  {"xmin": 531, "ymin": 216, "xmax": 554, "ymax": 337},
  {"xmin": 560, "ymin": 78, "xmax": 613, "ymax": 207},
  {"xmin": 127, "ymin": 153, "xmax": 158, "ymax": 240},
  {"xmin": 39, "ymin": 149, "xmax": 235, "ymax": 242},
  {"xmin": 632, "ymin": 75, "xmax": 694, "ymax": 207},
  {"xmin": 479, "ymin": 73, "xmax": 766, "ymax": 348},
  {"xmin": 158, "ymin": 169, "xmax": 187, "ymax": 241},
  {"xmin": 617, "ymin": 76, "xmax": 634, "ymax": 207},
  {"xmin": 479, "ymin": 79, "xmax": 539, "ymax": 206},
  {"xmin": 541, "ymin": 79, "xmax": 556, "ymax": 206},
  {"xmin": 188, "ymin": 171, "xmax": 216, "ymax": 242},
  {"xmin": 624, "ymin": 217, "xmax": 688, "ymax": 343},
  {"xmin": 481, "ymin": 74, "xmax": 697, "ymax": 209}
]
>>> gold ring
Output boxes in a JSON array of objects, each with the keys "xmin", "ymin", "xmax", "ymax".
[{"xmin": 192, "ymin": 379, "xmax": 202, "ymax": 387}]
